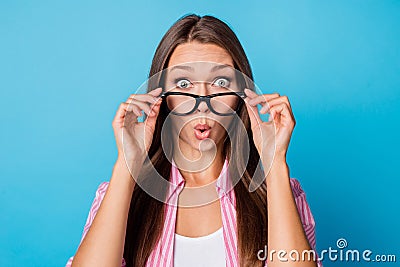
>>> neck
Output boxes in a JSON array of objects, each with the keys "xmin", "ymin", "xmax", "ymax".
[{"xmin": 173, "ymin": 138, "xmax": 226, "ymax": 187}]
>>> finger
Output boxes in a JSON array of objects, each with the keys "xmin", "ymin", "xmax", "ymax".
[
  {"xmin": 246, "ymin": 94, "xmax": 277, "ymax": 115},
  {"xmin": 148, "ymin": 97, "xmax": 162, "ymax": 116},
  {"xmin": 113, "ymin": 102, "xmax": 140, "ymax": 127},
  {"xmin": 246, "ymin": 94, "xmax": 280, "ymax": 106},
  {"xmin": 244, "ymin": 97, "xmax": 262, "ymax": 131},
  {"xmin": 265, "ymin": 95, "xmax": 292, "ymax": 109},
  {"xmin": 113, "ymin": 102, "xmax": 128, "ymax": 122},
  {"xmin": 129, "ymin": 93, "xmax": 157, "ymax": 104},
  {"xmin": 144, "ymin": 100, "xmax": 162, "ymax": 132},
  {"xmin": 260, "ymin": 96, "xmax": 293, "ymax": 117},
  {"xmin": 129, "ymin": 87, "xmax": 162, "ymax": 102},
  {"xmin": 247, "ymin": 96, "xmax": 275, "ymax": 113},
  {"xmin": 245, "ymin": 89, "xmax": 281, "ymax": 116},
  {"xmin": 123, "ymin": 102, "xmax": 143, "ymax": 117},
  {"xmin": 148, "ymin": 87, "xmax": 163, "ymax": 97},
  {"xmin": 269, "ymin": 103, "xmax": 295, "ymax": 125},
  {"xmin": 244, "ymin": 88, "xmax": 280, "ymax": 102},
  {"xmin": 243, "ymin": 88, "xmax": 258, "ymax": 98},
  {"xmin": 128, "ymin": 99, "xmax": 153, "ymax": 115},
  {"xmin": 130, "ymin": 104, "xmax": 142, "ymax": 117},
  {"xmin": 247, "ymin": 95, "xmax": 267, "ymax": 106}
]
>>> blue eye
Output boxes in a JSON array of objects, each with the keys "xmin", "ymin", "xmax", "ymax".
[
  {"xmin": 212, "ymin": 77, "xmax": 230, "ymax": 88},
  {"xmin": 176, "ymin": 79, "xmax": 192, "ymax": 89}
]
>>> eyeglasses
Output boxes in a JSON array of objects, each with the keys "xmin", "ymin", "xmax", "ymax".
[{"xmin": 160, "ymin": 91, "xmax": 246, "ymax": 116}]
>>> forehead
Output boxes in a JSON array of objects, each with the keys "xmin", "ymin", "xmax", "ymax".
[{"xmin": 167, "ymin": 42, "xmax": 234, "ymax": 67}]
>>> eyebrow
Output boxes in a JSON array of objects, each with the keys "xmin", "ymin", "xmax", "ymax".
[{"xmin": 168, "ymin": 64, "xmax": 233, "ymax": 73}]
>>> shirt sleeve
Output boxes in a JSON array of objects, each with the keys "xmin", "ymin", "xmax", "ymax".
[
  {"xmin": 65, "ymin": 181, "xmax": 127, "ymax": 267},
  {"xmin": 289, "ymin": 177, "xmax": 323, "ymax": 267},
  {"xmin": 263, "ymin": 178, "xmax": 322, "ymax": 267}
]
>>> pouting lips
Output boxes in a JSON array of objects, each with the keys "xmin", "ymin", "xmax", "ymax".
[
  {"xmin": 194, "ymin": 124, "xmax": 211, "ymax": 131},
  {"xmin": 194, "ymin": 124, "xmax": 211, "ymax": 140}
]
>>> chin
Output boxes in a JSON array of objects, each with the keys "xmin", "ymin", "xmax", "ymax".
[
  {"xmin": 176, "ymin": 132, "xmax": 218, "ymax": 153},
  {"xmin": 196, "ymin": 138, "xmax": 217, "ymax": 152}
]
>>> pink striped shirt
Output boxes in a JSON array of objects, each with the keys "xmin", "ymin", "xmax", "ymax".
[{"xmin": 66, "ymin": 159, "xmax": 322, "ymax": 266}]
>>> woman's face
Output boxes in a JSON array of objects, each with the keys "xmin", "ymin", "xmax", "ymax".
[{"xmin": 165, "ymin": 42, "xmax": 238, "ymax": 156}]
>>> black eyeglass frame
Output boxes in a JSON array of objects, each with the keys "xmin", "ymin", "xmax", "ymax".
[{"xmin": 160, "ymin": 91, "xmax": 246, "ymax": 116}]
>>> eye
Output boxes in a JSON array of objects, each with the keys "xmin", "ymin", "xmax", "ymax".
[
  {"xmin": 212, "ymin": 77, "xmax": 230, "ymax": 88},
  {"xmin": 176, "ymin": 79, "xmax": 192, "ymax": 89}
]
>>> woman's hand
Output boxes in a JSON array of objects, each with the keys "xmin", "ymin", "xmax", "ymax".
[
  {"xmin": 244, "ymin": 88, "xmax": 296, "ymax": 163},
  {"xmin": 112, "ymin": 88, "xmax": 163, "ymax": 167}
]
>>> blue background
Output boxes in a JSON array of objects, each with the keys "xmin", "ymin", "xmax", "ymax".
[{"xmin": 1, "ymin": 0, "xmax": 399, "ymax": 266}]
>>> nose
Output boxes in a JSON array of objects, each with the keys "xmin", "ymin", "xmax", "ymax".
[
  {"xmin": 196, "ymin": 99, "xmax": 210, "ymax": 114},
  {"xmin": 195, "ymin": 82, "xmax": 210, "ymax": 114},
  {"xmin": 195, "ymin": 81, "xmax": 209, "ymax": 96}
]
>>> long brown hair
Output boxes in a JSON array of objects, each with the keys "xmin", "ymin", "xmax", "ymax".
[{"xmin": 123, "ymin": 14, "xmax": 267, "ymax": 267}]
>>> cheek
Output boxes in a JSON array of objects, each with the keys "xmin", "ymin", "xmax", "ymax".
[
  {"xmin": 216, "ymin": 117, "xmax": 235, "ymax": 132},
  {"xmin": 180, "ymin": 123, "xmax": 192, "ymax": 138},
  {"xmin": 170, "ymin": 117, "xmax": 191, "ymax": 139},
  {"xmin": 212, "ymin": 123, "xmax": 228, "ymax": 139}
]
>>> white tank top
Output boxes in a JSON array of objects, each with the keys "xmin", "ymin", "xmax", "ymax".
[{"xmin": 173, "ymin": 227, "xmax": 226, "ymax": 266}]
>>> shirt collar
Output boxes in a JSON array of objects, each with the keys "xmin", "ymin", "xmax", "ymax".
[{"xmin": 165, "ymin": 157, "xmax": 236, "ymax": 206}]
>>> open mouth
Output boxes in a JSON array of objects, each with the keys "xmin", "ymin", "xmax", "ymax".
[{"xmin": 194, "ymin": 124, "xmax": 211, "ymax": 140}]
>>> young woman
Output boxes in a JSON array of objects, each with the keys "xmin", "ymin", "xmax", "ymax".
[{"xmin": 66, "ymin": 14, "xmax": 321, "ymax": 267}]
